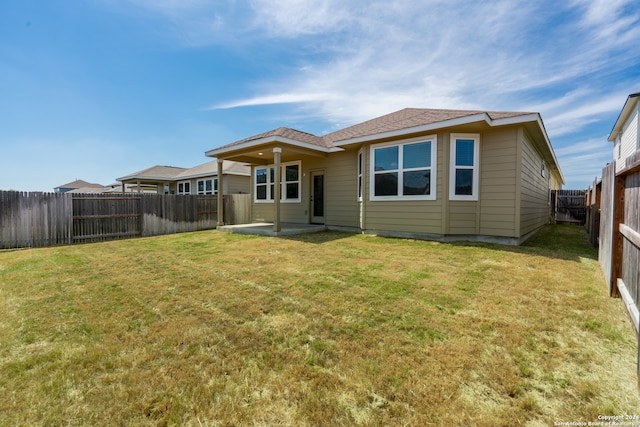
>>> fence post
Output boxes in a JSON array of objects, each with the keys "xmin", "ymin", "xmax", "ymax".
[{"xmin": 611, "ymin": 174, "xmax": 625, "ymax": 298}]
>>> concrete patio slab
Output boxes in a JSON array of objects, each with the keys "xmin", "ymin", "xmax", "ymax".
[{"xmin": 217, "ymin": 222, "xmax": 327, "ymax": 237}]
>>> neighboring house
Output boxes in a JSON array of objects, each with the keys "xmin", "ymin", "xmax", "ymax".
[
  {"xmin": 206, "ymin": 108, "xmax": 565, "ymax": 245},
  {"xmin": 609, "ymin": 92, "xmax": 640, "ymax": 172},
  {"xmin": 116, "ymin": 160, "xmax": 251, "ymax": 195},
  {"xmin": 172, "ymin": 160, "xmax": 251, "ymax": 195},
  {"xmin": 102, "ymin": 182, "xmax": 156, "ymax": 193},
  {"xmin": 54, "ymin": 179, "xmax": 105, "ymax": 193},
  {"xmin": 116, "ymin": 165, "xmax": 186, "ymax": 194}
]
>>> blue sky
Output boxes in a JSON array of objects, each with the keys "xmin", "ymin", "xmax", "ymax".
[{"xmin": 1, "ymin": 0, "xmax": 639, "ymax": 191}]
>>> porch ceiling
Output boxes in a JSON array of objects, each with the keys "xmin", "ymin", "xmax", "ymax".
[{"xmin": 210, "ymin": 142, "xmax": 328, "ymax": 165}]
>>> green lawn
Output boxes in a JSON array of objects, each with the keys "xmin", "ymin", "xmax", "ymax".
[{"xmin": 0, "ymin": 225, "xmax": 638, "ymax": 426}]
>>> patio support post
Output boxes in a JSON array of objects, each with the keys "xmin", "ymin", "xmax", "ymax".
[
  {"xmin": 217, "ymin": 158, "xmax": 224, "ymax": 227},
  {"xmin": 137, "ymin": 179, "xmax": 141, "ymax": 194},
  {"xmin": 273, "ymin": 147, "xmax": 282, "ymax": 232}
]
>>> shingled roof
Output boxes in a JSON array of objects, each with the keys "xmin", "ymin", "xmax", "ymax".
[
  {"xmin": 117, "ymin": 165, "xmax": 187, "ymax": 182},
  {"xmin": 323, "ymin": 108, "xmax": 533, "ymax": 144},
  {"xmin": 223, "ymin": 127, "xmax": 328, "ymax": 149},
  {"xmin": 208, "ymin": 108, "xmax": 537, "ymax": 155}
]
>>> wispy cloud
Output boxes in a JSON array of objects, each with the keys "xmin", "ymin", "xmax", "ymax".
[
  {"xmin": 205, "ymin": 1, "xmax": 639, "ymax": 127},
  {"xmin": 555, "ymin": 137, "xmax": 613, "ymax": 186},
  {"xmin": 102, "ymin": 0, "xmax": 640, "ymax": 187}
]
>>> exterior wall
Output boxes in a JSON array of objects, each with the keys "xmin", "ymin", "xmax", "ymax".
[
  {"xmin": 174, "ymin": 175, "xmax": 250, "ymax": 195},
  {"xmin": 251, "ymin": 154, "xmax": 328, "ymax": 224},
  {"xmin": 478, "ymin": 128, "xmax": 518, "ymax": 237},
  {"xmin": 615, "ymin": 107, "xmax": 639, "ymax": 172},
  {"xmin": 358, "ymin": 128, "xmax": 520, "ymax": 239},
  {"xmin": 223, "ymin": 175, "xmax": 250, "ymax": 194},
  {"xmin": 321, "ymin": 151, "xmax": 360, "ymax": 228},
  {"xmin": 363, "ymin": 134, "xmax": 444, "ymax": 235},
  {"xmin": 243, "ymin": 124, "xmax": 557, "ymax": 244},
  {"xmin": 519, "ymin": 130, "xmax": 551, "ymax": 235}
]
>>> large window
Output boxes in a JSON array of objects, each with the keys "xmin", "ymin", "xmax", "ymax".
[
  {"xmin": 177, "ymin": 181, "xmax": 191, "ymax": 195},
  {"xmin": 370, "ymin": 137, "xmax": 437, "ymax": 201},
  {"xmin": 254, "ymin": 161, "xmax": 301, "ymax": 203},
  {"xmin": 197, "ymin": 178, "xmax": 217, "ymax": 195},
  {"xmin": 449, "ymin": 133, "xmax": 479, "ymax": 201}
]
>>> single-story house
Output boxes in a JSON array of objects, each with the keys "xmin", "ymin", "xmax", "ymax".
[
  {"xmin": 116, "ymin": 160, "xmax": 250, "ymax": 195},
  {"xmin": 206, "ymin": 108, "xmax": 564, "ymax": 245}
]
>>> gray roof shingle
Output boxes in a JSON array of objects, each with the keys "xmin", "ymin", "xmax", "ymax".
[{"xmin": 210, "ymin": 108, "xmax": 536, "ymax": 153}]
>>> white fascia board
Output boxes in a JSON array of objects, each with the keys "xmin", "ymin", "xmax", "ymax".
[
  {"xmin": 608, "ymin": 93, "xmax": 640, "ymax": 142},
  {"xmin": 206, "ymin": 136, "xmax": 342, "ymax": 157}
]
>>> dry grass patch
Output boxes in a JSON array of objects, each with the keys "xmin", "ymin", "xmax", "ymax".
[{"xmin": 0, "ymin": 225, "xmax": 638, "ymax": 426}]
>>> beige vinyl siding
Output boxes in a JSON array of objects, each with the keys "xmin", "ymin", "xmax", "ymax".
[
  {"xmin": 364, "ymin": 135, "xmax": 444, "ymax": 234},
  {"xmin": 223, "ymin": 174, "xmax": 250, "ymax": 194},
  {"xmin": 519, "ymin": 131, "xmax": 550, "ymax": 235},
  {"xmin": 252, "ymin": 196, "xmax": 308, "ymax": 223},
  {"xmin": 321, "ymin": 151, "xmax": 360, "ymax": 228},
  {"xmin": 251, "ymin": 157, "xmax": 309, "ymax": 224},
  {"xmin": 447, "ymin": 202, "xmax": 477, "ymax": 234},
  {"xmin": 478, "ymin": 128, "xmax": 518, "ymax": 237},
  {"xmin": 365, "ymin": 202, "xmax": 443, "ymax": 233}
]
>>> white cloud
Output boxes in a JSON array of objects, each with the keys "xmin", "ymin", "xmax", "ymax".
[
  {"xmin": 210, "ymin": 92, "xmax": 339, "ymax": 109},
  {"xmin": 103, "ymin": 0, "xmax": 639, "ymax": 187},
  {"xmin": 542, "ymin": 93, "xmax": 627, "ymax": 137},
  {"xmin": 208, "ymin": 0, "xmax": 639, "ymax": 128},
  {"xmin": 249, "ymin": 0, "xmax": 352, "ymax": 37},
  {"xmin": 555, "ymin": 137, "xmax": 613, "ymax": 187}
]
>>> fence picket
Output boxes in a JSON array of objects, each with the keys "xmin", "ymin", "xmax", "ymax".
[{"xmin": 0, "ymin": 191, "xmax": 250, "ymax": 249}]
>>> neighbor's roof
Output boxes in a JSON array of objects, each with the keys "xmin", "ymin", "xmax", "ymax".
[
  {"xmin": 608, "ymin": 92, "xmax": 640, "ymax": 142},
  {"xmin": 173, "ymin": 160, "xmax": 251, "ymax": 180},
  {"xmin": 117, "ymin": 165, "xmax": 186, "ymax": 182},
  {"xmin": 67, "ymin": 186, "xmax": 108, "ymax": 194},
  {"xmin": 55, "ymin": 179, "xmax": 104, "ymax": 190}
]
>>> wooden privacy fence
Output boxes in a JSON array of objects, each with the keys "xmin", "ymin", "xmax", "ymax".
[
  {"xmin": 585, "ymin": 180, "xmax": 601, "ymax": 248},
  {"xmin": 598, "ymin": 152, "xmax": 640, "ymax": 389},
  {"xmin": 552, "ymin": 189, "xmax": 587, "ymax": 225},
  {"xmin": 0, "ymin": 192, "xmax": 251, "ymax": 249}
]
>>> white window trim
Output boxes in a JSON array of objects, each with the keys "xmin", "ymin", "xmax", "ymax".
[
  {"xmin": 357, "ymin": 148, "xmax": 364, "ymax": 202},
  {"xmin": 449, "ymin": 133, "xmax": 480, "ymax": 201},
  {"xmin": 177, "ymin": 180, "xmax": 191, "ymax": 195},
  {"xmin": 197, "ymin": 178, "xmax": 218, "ymax": 195},
  {"xmin": 369, "ymin": 136, "xmax": 437, "ymax": 201},
  {"xmin": 254, "ymin": 161, "xmax": 302, "ymax": 203}
]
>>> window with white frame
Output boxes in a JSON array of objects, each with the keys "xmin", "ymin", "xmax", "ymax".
[
  {"xmin": 254, "ymin": 162, "xmax": 301, "ymax": 202},
  {"xmin": 541, "ymin": 160, "xmax": 546, "ymax": 178},
  {"xmin": 370, "ymin": 137, "xmax": 437, "ymax": 201},
  {"xmin": 449, "ymin": 134, "xmax": 479, "ymax": 201},
  {"xmin": 357, "ymin": 149, "xmax": 364, "ymax": 201},
  {"xmin": 197, "ymin": 178, "xmax": 218, "ymax": 195},
  {"xmin": 177, "ymin": 181, "xmax": 191, "ymax": 195}
]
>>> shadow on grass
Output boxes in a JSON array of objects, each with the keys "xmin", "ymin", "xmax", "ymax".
[
  {"xmin": 281, "ymin": 230, "xmax": 354, "ymax": 244},
  {"xmin": 282, "ymin": 224, "xmax": 597, "ymax": 263},
  {"xmin": 451, "ymin": 224, "xmax": 598, "ymax": 263}
]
